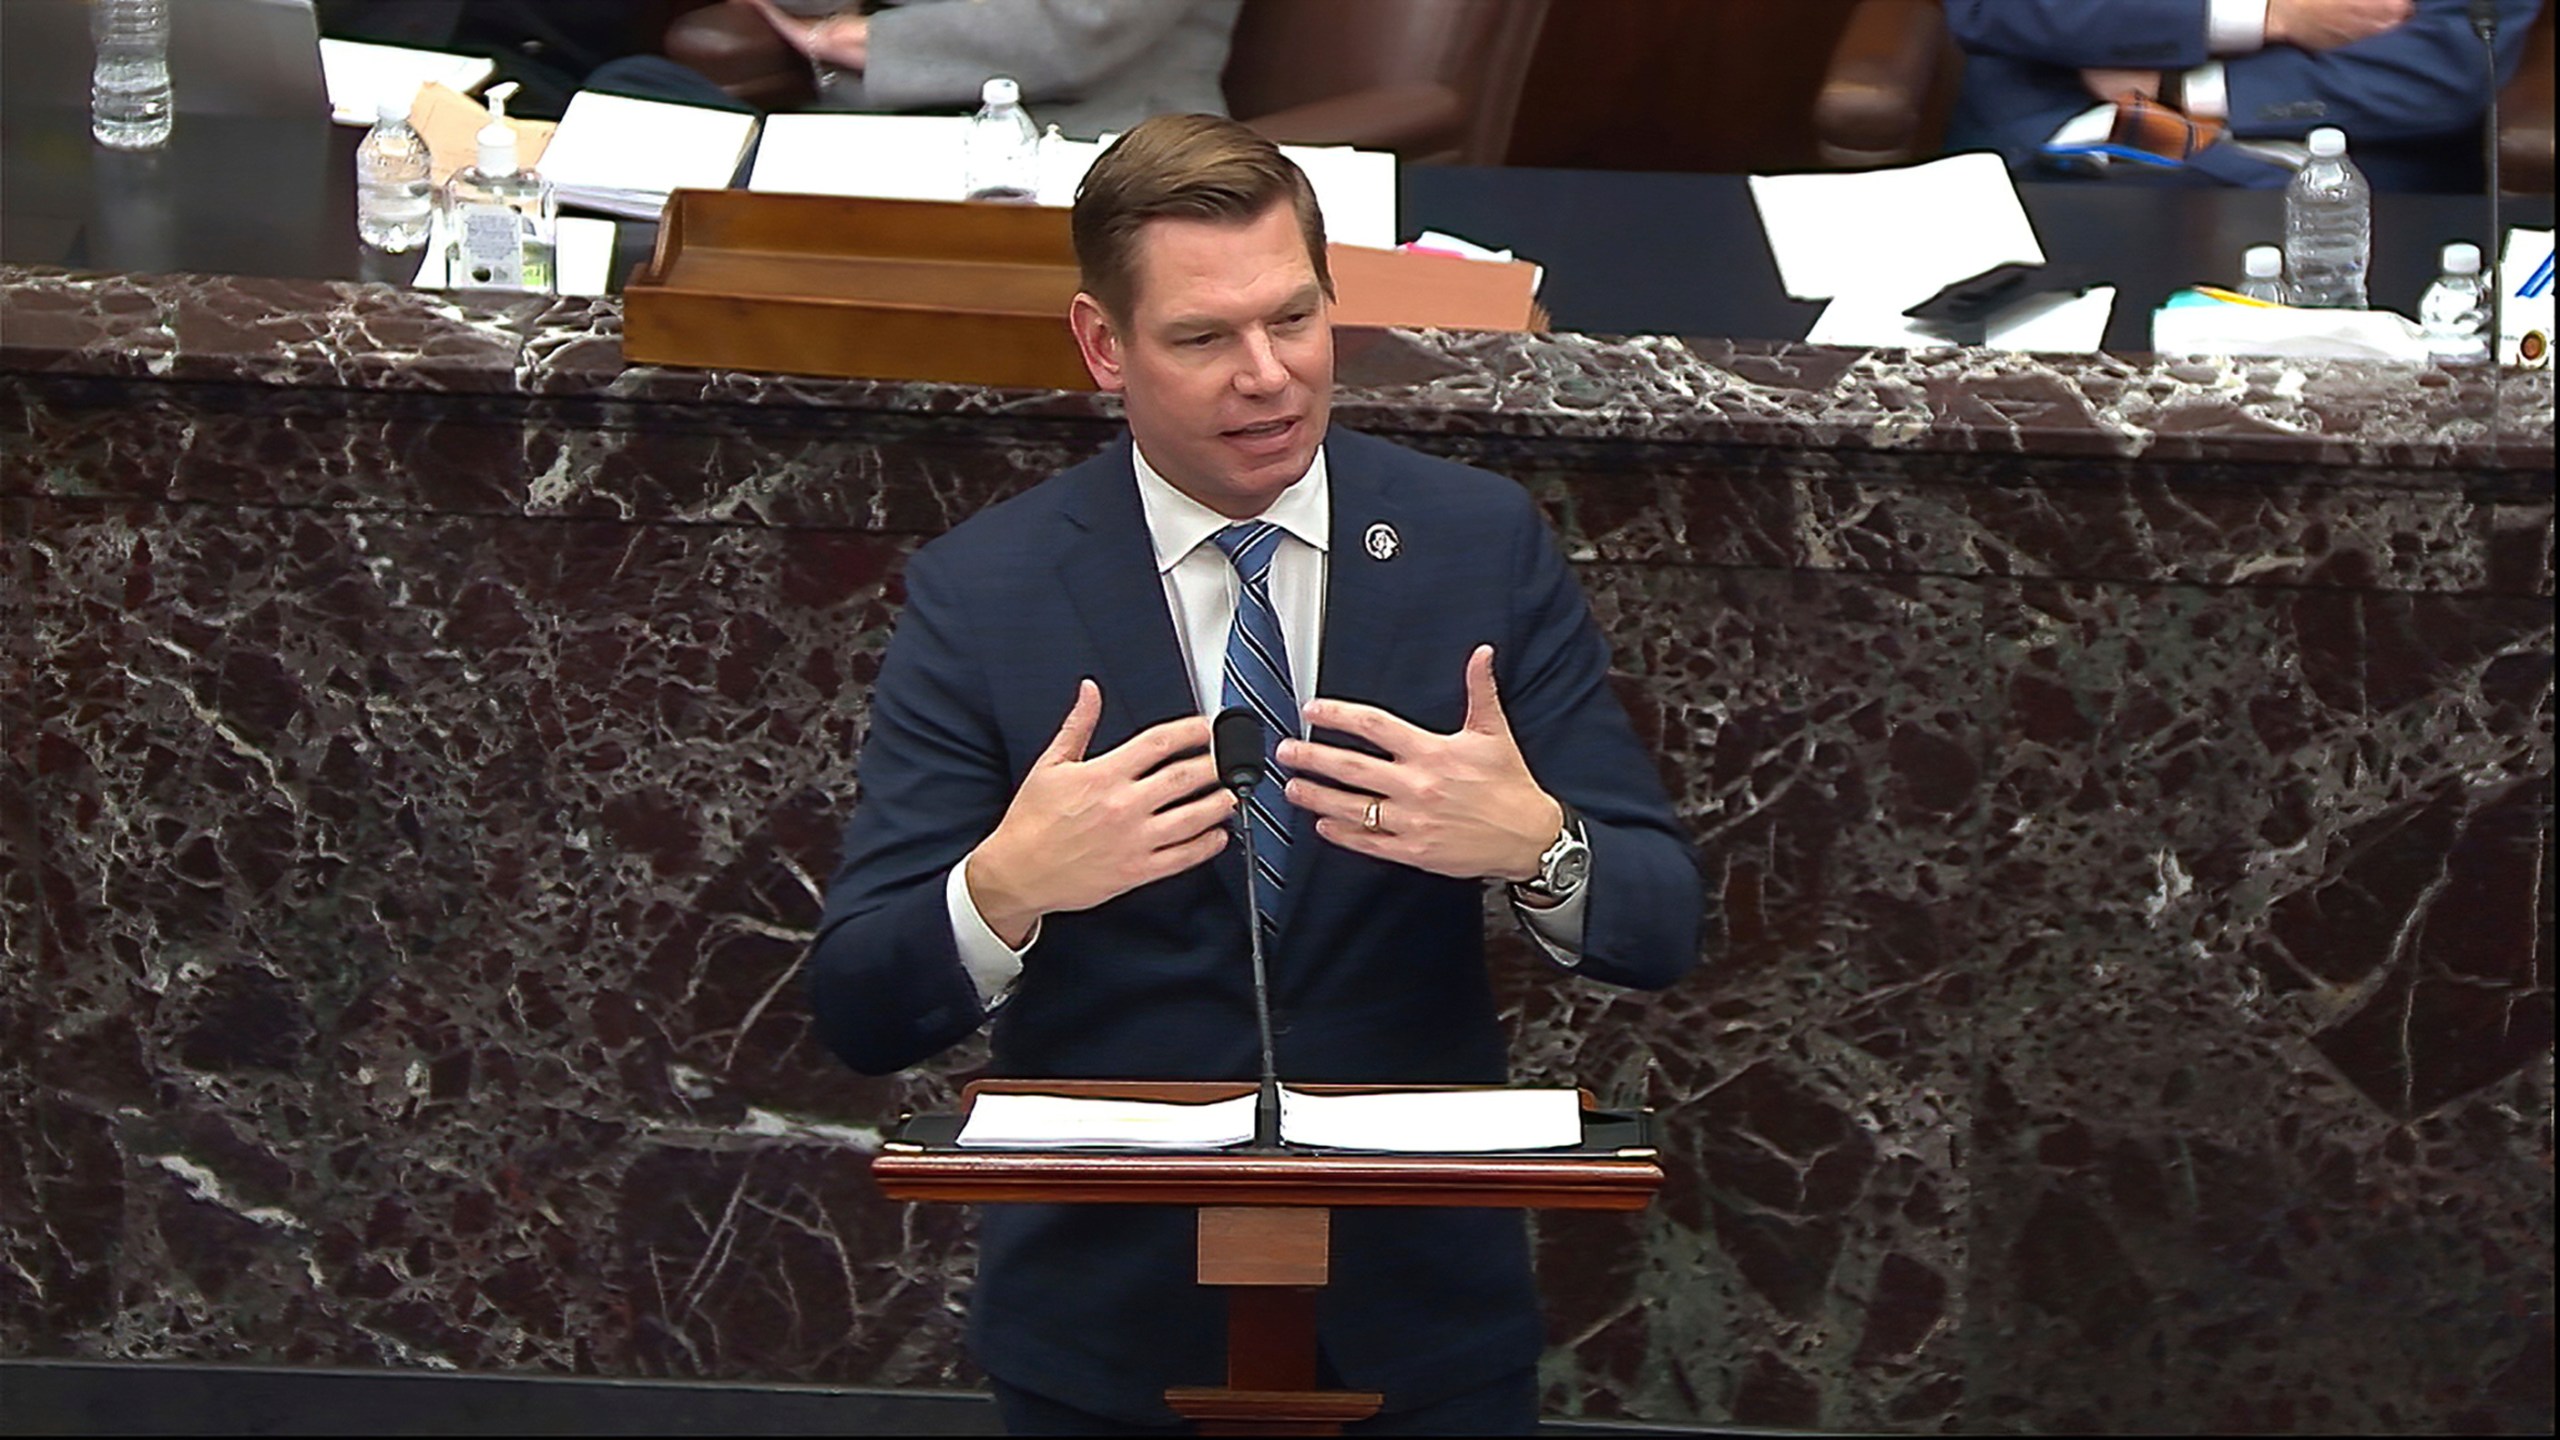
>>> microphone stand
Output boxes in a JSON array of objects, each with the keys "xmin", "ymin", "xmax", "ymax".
[
  {"xmin": 1236, "ymin": 808, "xmax": 1283, "ymax": 1150},
  {"xmin": 2475, "ymin": 0, "xmax": 2506, "ymax": 399}
]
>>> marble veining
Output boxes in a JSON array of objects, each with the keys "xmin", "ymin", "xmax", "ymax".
[{"xmin": 3, "ymin": 262, "xmax": 2551, "ymax": 1433}]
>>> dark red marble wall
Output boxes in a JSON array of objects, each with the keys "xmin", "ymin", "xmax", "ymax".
[{"xmin": 2, "ymin": 269, "xmax": 2550, "ymax": 1432}]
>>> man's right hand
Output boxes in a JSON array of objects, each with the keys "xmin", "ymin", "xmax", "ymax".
[
  {"xmin": 2266, "ymin": 0, "xmax": 2414, "ymax": 50},
  {"xmin": 964, "ymin": 681, "xmax": 1234, "ymax": 948}
]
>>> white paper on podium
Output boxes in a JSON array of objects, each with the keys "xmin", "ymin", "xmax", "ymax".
[
  {"xmin": 955, "ymin": 1092, "xmax": 1258, "ymax": 1150},
  {"xmin": 1749, "ymin": 152, "xmax": 2046, "ymax": 303},
  {"xmin": 747, "ymin": 115, "xmax": 1398, "ymax": 248},
  {"xmin": 1276, "ymin": 1088, "xmax": 1583, "ymax": 1153}
]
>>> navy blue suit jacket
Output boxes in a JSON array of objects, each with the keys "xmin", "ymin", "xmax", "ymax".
[
  {"xmin": 1946, "ymin": 0, "xmax": 2538, "ymax": 190},
  {"xmin": 807, "ymin": 428, "xmax": 1702, "ymax": 1421}
]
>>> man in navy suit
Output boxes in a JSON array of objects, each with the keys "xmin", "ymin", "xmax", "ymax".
[
  {"xmin": 1945, "ymin": 0, "xmax": 2540, "ymax": 189},
  {"xmin": 806, "ymin": 115, "xmax": 1703, "ymax": 1433}
]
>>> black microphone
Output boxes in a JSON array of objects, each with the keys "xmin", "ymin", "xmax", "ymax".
[
  {"xmin": 1213, "ymin": 706, "xmax": 1264, "ymax": 794},
  {"xmin": 1212, "ymin": 706, "xmax": 1284, "ymax": 1149}
]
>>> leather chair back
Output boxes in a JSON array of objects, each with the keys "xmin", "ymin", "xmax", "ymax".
[
  {"xmin": 1224, "ymin": 0, "xmax": 1549, "ymax": 165},
  {"xmin": 2497, "ymin": 0, "xmax": 2554, "ymax": 194}
]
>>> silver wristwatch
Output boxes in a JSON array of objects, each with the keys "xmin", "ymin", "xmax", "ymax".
[{"xmin": 1515, "ymin": 804, "xmax": 1590, "ymax": 901}]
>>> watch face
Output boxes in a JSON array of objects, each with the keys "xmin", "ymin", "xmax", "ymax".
[{"xmin": 1551, "ymin": 847, "xmax": 1592, "ymax": 892}]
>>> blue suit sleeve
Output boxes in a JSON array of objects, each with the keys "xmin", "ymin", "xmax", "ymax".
[
  {"xmin": 2220, "ymin": 0, "xmax": 2536, "ymax": 141},
  {"xmin": 1498, "ymin": 494, "xmax": 1704, "ymax": 992},
  {"xmin": 1945, "ymin": 0, "xmax": 2213, "ymax": 69},
  {"xmin": 806, "ymin": 544, "xmax": 1016, "ymax": 1076}
]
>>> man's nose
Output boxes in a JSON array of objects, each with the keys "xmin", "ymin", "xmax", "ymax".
[{"xmin": 1233, "ymin": 329, "xmax": 1287, "ymax": 395}]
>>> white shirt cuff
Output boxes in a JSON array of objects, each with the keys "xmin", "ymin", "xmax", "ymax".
[
  {"xmin": 2183, "ymin": 61, "xmax": 2231, "ymax": 121},
  {"xmin": 2208, "ymin": 0, "xmax": 2269, "ymax": 53},
  {"xmin": 1511, "ymin": 876, "xmax": 1591, "ymax": 966},
  {"xmin": 947, "ymin": 854, "xmax": 1032, "ymax": 1008}
]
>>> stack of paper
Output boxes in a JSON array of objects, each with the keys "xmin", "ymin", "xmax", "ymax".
[
  {"xmin": 2150, "ymin": 289, "xmax": 2435, "ymax": 361},
  {"xmin": 746, "ymin": 115, "xmax": 1398, "ymax": 249},
  {"xmin": 1276, "ymin": 1088, "xmax": 1583, "ymax": 1153},
  {"xmin": 1752, "ymin": 153, "xmax": 2112, "ymax": 353},
  {"xmin": 957, "ymin": 1093, "xmax": 1259, "ymax": 1150},
  {"xmin": 320, "ymin": 38, "xmax": 495, "ymax": 125},
  {"xmin": 951, "ymin": 1088, "xmax": 1585, "ymax": 1152},
  {"xmin": 539, "ymin": 92, "xmax": 760, "ymax": 220}
]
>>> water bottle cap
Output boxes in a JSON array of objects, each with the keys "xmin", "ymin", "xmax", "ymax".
[
  {"xmin": 2306, "ymin": 127, "xmax": 2346, "ymax": 158},
  {"xmin": 2441, "ymin": 242, "xmax": 2482, "ymax": 275},
  {"xmin": 376, "ymin": 95, "xmax": 413, "ymax": 125},
  {"xmin": 2243, "ymin": 244, "xmax": 2281, "ymax": 278},
  {"xmin": 981, "ymin": 76, "xmax": 1021, "ymax": 107}
]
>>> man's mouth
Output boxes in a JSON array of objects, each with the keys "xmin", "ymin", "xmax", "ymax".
[{"xmin": 1223, "ymin": 416, "xmax": 1296, "ymax": 442}]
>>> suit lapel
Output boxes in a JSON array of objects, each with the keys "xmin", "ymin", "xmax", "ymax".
[
  {"xmin": 1273, "ymin": 438, "xmax": 1409, "ymax": 942},
  {"xmin": 1055, "ymin": 440, "xmax": 1252, "ymax": 919},
  {"xmin": 1311, "ymin": 445, "xmax": 1407, "ymax": 712},
  {"xmin": 1056, "ymin": 441, "xmax": 1196, "ymax": 739}
]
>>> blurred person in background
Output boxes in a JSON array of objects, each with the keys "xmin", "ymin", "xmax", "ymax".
[
  {"xmin": 1946, "ymin": 0, "xmax": 2540, "ymax": 188},
  {"xmin": 583, "ymin": 0, "xmax": 1241, "ymax": 137},
  {"xmin": 316, "ymin": 0, "xmax": 662, "ymax": 117}
]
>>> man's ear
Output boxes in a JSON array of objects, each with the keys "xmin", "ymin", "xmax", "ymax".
[{"xmin": 1069, "ymin": 293, "xmax": 1127, "ymax": 393}]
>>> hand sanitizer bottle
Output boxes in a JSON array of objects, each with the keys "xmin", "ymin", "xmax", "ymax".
[{"xmin": 439, "ymin": 83, "xmax": 557, "ymax": 292}]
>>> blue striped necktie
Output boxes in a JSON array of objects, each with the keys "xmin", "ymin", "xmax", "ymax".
[{"xmin": 1211, "ymin": 521, "xmax": 1299, "ymax": 942}]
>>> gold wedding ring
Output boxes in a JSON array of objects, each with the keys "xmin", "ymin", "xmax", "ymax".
[{"xmin": 1362, "ymin": 797, "xmax": 1382, "ymax": 833}]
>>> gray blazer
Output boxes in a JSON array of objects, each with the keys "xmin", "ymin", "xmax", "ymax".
[{"xmin": 818, "ymin": 0, "xmax": 1242, "ymax": 139}]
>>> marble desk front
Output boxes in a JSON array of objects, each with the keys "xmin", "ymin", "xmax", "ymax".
[{"xmin": 1, "ymin": 264, "xmax": 2550, "ymax": 1432}]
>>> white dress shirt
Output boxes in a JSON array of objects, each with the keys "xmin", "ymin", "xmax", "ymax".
[{"xmin": 944, "ymin": 442, "xmax": 1587, "ymax": 1006}]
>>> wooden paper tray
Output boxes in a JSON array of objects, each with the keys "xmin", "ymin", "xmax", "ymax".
[{"xmin": 624, "ymin": 189, "xmax": 1093, "ymax": 389}]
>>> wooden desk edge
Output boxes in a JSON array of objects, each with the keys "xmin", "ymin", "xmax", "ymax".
[{"xmin": 871, "ymin": 1151, "xmax": 1663, "ymax": 1211}]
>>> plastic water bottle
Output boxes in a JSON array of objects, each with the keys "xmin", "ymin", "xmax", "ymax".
[
  {"xmin": 2237, "ymin": 245, "xmax": 2286, "ymax": 303},
  {"xmin": 2283, "ymin": 128, "xmax": 2370, "ymax": 308},
  {"xmin": 90, "ymin": 0, "xmax": 173, "ymax": 151},
  {"xmin": 964, "ymin": 77, "xmax": 1040, "ymax": 203},
  {"xmin": 357, "ymin": 98, "xmax": 435, "ymax": 253},
  {"xmin": 2418, "ymin": 242, "xmax": 2491, "ymax": 363}
]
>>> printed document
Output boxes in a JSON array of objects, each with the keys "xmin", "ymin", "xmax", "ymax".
[{"xmin": 1749, "ymin": 152, "xmax": 2045, "ymax": 303}]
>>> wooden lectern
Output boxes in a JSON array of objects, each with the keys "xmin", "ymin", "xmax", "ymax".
[{"xmin": 873, "ymin": 1080, "xmax": 1662, "ymax": 1436}]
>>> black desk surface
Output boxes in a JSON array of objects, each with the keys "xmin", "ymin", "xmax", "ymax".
[{"xmin": 3, "ymin": 103, "xmax": 2549, "ymax": 353}]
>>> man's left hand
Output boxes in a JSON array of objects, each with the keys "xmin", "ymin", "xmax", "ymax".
[{"xmin": 1280, "ymin": 645, "xmax": 1562, "ymax": 883}]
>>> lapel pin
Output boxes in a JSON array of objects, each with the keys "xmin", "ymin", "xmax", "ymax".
[{"xmin": 1363, "ymin": 522, "xmax": 1400, "ymax": 561}]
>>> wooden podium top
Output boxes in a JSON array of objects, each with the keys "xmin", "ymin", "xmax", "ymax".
[{"xmin": 871, "ymin": 1080, "xmax": 1663, "ymax": 1211}]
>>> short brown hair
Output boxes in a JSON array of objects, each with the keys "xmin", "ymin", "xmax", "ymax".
[{"xmin": 1071, "ymin": 113, "xmax": 1332, "ymax": 321}]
